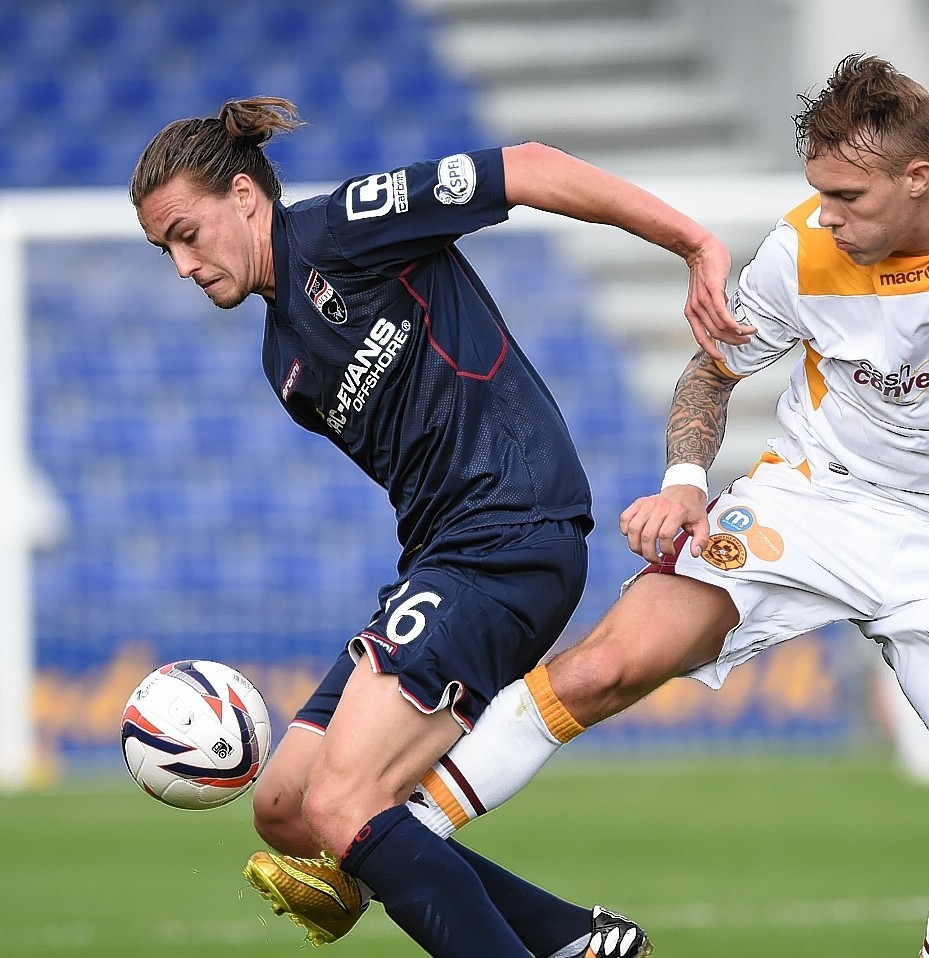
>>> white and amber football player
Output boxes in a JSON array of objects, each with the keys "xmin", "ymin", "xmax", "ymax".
[{"xmin": 403, "ymin": 53, "xmax": 929, "ymax": 958}]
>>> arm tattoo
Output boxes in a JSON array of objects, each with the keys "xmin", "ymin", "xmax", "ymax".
[{"xmin": 666, "ymin": 350, "xmax": 739, "ymax": 469}]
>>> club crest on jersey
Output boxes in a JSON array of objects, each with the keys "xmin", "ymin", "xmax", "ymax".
[
  {"xmin": 700, "ymin": 533, "xmax": 747, "ymax": 571},
  {"xmin": 305, "ymin": 269, "xmax": 348, "ymax": 324},
  {"xmin": 434, "ymin": 154, "xmax": 476, "ymax": 205}
]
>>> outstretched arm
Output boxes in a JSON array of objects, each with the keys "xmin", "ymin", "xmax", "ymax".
[
  {"xmin": 501, "ymin": 141, "xmax": 753, "ymax": 358},
  {"xmin": 621, "ymin": 350, "xmax": 740, "ymax": 562}
]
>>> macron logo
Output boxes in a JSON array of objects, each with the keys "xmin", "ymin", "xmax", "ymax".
[
  {"xmin": 879, "ymin": 267, "xmax": 929, "ymax": 286},
  {"xmin": 281, "ymin": 358, "xmax": 303, "ymax": 401}
]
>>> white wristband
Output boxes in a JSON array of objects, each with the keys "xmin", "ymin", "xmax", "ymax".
[{"xmin": 661, "ymin": 463, "xmax": 708, "ymax": 494}]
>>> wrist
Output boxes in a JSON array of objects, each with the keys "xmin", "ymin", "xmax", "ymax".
[{"xmin": 661, "ymin": 463, "xmax": 708, "ymax": 494}]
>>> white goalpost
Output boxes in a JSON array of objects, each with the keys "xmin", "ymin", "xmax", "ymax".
[{"xmin": 0, "ymin": 189, "xmax": 141, "ymax": 788}]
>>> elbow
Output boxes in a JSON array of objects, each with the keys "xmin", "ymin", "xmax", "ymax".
[
  {"xmin": 502, "ymin": 141, "xmax": 562, "ymax": 206},
  {"xmin": 506, "ymin": 140, "xmax": 550, "ymax": 159}
]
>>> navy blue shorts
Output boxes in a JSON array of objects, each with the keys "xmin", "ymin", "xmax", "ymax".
[{"xmin": 293, "ymin": 518, "xmax": 588, "ymax": 733}]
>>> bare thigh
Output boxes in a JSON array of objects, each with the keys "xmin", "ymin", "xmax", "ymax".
[
  {"xmin": 302, "ymin": 660, "xmax": 464, "ymax": 855},
  {"xmin": 550, "ymin": 572, "xmax": 738, "ymax": 726}
]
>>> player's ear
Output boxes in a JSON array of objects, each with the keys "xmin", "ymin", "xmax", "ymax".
[
  {"xmin": 231, "ymin": 172, "xmax": 258, "ymax": 213},
  {"xmin": 906, "ymin": 158, "xmax": 929, "ymax": 198}
]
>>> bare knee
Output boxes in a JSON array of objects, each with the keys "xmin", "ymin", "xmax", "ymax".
[
  {"xmin": 551, "ymin": 635, "xmax": 659, "ymax": 726},
  {"xmin": 251, "ymin": 772, "xmax": 316, "ymax": 855},
  {"xmin": 301, "ymin": 762, "xmax": 411, "ymax": 856},
  {"xmin": 250, "ymin": 729, "xmax": 324, "ymax": 857},
  {"xmin": 252, "ymin": 774, "xmax": 289, "ymax": 839}
]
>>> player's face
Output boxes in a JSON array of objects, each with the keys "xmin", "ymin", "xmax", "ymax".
[
  {"xmin": 806, "ymin": 147, "xmax": 929, "ymax": 265},
  {"xmin": 137, "ymin": 175, "xmax": 262, "ymax": 309}
]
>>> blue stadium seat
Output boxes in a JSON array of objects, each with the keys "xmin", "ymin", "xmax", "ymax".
[
  {"xmin": 0, "ymin": 0, "xmax": 492, "ymax": 186},
  {"xmin": 0, "ymin": 8, "xmax": 28, "ymax": 55},
  {"xmin": 69, "ymin": 7, "xmax": 123, "ymax": 47}
]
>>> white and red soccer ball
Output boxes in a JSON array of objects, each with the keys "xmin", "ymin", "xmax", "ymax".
[{"xmin": 120, "ymin": 660, "xmax": 271, "ymax": 809}]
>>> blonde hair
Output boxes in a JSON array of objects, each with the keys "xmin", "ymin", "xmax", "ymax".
[
  {"xmin": 129, "ymin": 97, "xmax": 302, "ymax": 206},
  {"xmin": 795, "ymin": 54, "xmax": 929, "ymax": 175}
]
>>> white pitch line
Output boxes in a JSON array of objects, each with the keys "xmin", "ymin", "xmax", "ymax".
[
  {"xmin": 646, "ymin": 895, "xmax": 927, "ymax": 929},
  {"xmin": 0, "ymin": 896, "xmax": 924, "ymax": 952}
]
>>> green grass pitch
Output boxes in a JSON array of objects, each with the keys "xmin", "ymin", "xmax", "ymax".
[{"xmin": 1, "ymin": 752, "xmax": 924, "ymax": 957}]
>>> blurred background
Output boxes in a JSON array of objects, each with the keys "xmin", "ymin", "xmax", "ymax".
[
  {"xmin": 2, "ymin": 0, "xmax": 929, "ymax": 797},
  {"xmin": 4, "ymin": 2, "xmax": 929, "ymax": 956}
]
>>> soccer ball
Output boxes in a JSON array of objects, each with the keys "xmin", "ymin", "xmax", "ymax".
[{"xmin": 120, "ymin": 660, "xmax": 272, "ymax": 810}]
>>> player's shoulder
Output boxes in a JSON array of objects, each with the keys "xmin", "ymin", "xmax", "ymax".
[
  {"xmin": 279, "ymin": 193, "xmax": 346, "ymax": 268},
  {"xmin": 282, "ymin": 193, "xmax": 329, "ymax": 221},
  {"xmin": 277, "ymin": 194, "xmax": 330, "ymax": 244}
]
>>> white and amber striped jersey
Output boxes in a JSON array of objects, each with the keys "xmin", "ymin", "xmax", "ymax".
[{"xmin": 717, "ymin": 194, "xmax": 929, "ymax": 508}]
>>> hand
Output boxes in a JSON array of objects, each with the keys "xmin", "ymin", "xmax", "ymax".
[
  {"xmin": 684, "ymin": 236, "xmax": 755, "ymax": 361},
  {"xmin": 620, "ymin": 484, "xmax": 710, "ymax": 564}
]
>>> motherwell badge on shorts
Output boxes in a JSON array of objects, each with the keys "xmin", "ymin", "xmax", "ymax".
[
  {"xmin": 701, "ymin": 533, "xmax": 747, "ymax": 571},
  {"xmin": 305, "ymin": 268, "xmax": 348, "ymax": 324}
]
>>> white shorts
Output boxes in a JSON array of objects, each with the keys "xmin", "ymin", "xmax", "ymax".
[{"xmin": 646, "ymin": 455, "xmax": 929, "ymax": 727}]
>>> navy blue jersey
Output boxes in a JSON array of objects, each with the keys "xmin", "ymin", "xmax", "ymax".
[{"xmin": 262, "ymin": 147, "xmax": 592, "ymax": 551}]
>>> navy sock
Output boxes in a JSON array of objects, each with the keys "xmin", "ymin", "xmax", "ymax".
[
  {"xmin": 448, "ymin": 839, "xmax": 591, "ymax": 957},
  {"xmin": 341, "ymin": 805, "xmax": 530, "ymax": 957}
]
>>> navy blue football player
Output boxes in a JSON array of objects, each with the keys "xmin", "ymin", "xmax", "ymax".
[{"xmin": 131, "ymin": 98, "xmax": 743, "ymax": 958}]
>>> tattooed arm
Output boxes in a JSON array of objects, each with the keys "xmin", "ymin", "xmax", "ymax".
[
  {"xmin": 666, "ymin": 350, "xmax": 739, "ymax": 470},
  {"xmin": 621, "ymin": 350, "xmax": 740, "ymax": 563}
]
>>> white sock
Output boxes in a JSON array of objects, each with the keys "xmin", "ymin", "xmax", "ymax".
[{"xmin": 407, "ymin": 668, "xmax": 577, "ymax": 837}]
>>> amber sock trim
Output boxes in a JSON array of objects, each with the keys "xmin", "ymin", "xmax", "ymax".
[
  {"xmin": 420, "ymin": 768, "xmax": 470, "ymax": 830},
  {"xmin": 524, "ymin": 664, "xmax": 585, "ymax": 743}
]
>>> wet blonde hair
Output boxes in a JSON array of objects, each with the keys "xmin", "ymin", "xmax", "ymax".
[
  {"xmin": 129, "ymin": 97, "xmax": 302, "ymax": 206},
  {"xmin": 795, "ymin": 54, "xmax": 929, "ymax": 176}
]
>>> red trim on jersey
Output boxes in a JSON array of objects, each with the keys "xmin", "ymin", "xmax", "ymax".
[
  {"xmin": 288, "ymin": 718, "xmax": 326, "ymax": 735},
  {"xmin": 398, "ymin": 262, "xmax": 508, "ymax": 381}
]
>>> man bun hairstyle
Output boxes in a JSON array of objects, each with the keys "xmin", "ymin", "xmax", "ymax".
[
  {"xmin": 794, "ymin": 54, "xmax": 929, "ymax": 175},
  {"xmin": 130, "ymin": 97, "xmax": 302, "ymax": 206}
]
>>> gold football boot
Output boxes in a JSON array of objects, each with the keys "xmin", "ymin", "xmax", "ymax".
[{"xmin": 243, "ymin": 850, "xmax": 365, "ymax": 947}]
